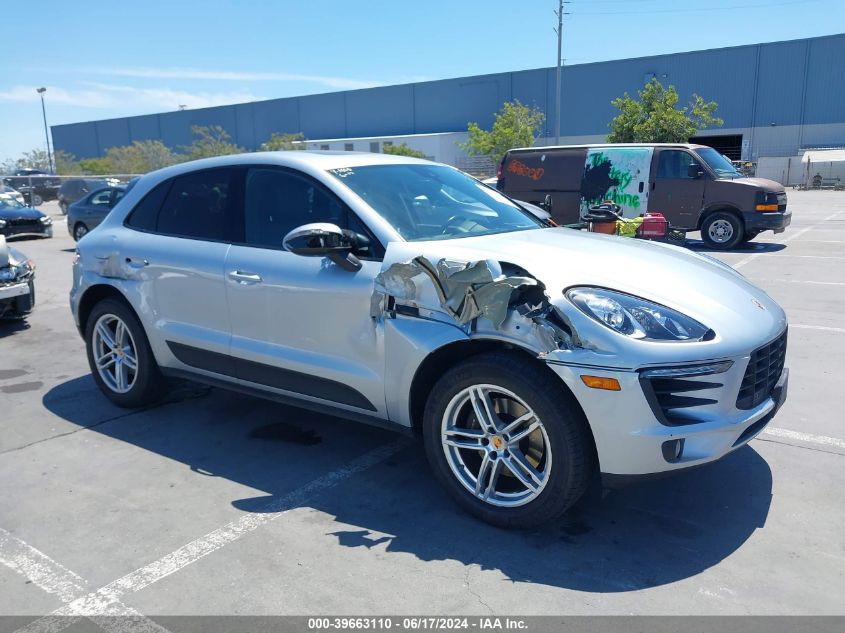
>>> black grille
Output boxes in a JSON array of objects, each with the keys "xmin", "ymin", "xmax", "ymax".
[
  {"xmin": 639, "ymin": 375, "xmax": 722, "ymax": 426},
  {"xmin": 7, "ymin": 218, "xmax": 41, "ymax": 228},
  {"xmin": 736, "ymin": 330, "xmax": 787, "ymax": 410}
]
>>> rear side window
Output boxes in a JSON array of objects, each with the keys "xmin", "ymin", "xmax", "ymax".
[
  {"xmin": 125, "ymin": 180, "xmax": 171, "ymax": 231},
  {"xmin": 157, "ymin": 169, "xmax": 234, "ymax": 241}
]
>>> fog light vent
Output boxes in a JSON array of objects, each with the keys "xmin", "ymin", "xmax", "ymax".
[{"xmin": 661, "ymin": 438, "xmax": 685, "ymax": 463}]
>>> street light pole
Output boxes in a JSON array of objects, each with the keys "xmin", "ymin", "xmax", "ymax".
[
  {"xmin": 36, "ymin": 87, "xmax": 54, "ymax": 174},
  {"xmin": 553, "ymin": 1, "xmax": 567, "ymax": 146}
]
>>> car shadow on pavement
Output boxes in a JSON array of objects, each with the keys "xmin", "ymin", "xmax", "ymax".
[
  {"xmin": 0, "ymin": 318, "xmax": 31, "ymax": 338},
  {"xmin": 42, "ymin": 376, "xmax": 773, "ymax": 594},
  {"xmin": 685, "ymin": 239, "xmax": 787, "ymax": 254}
]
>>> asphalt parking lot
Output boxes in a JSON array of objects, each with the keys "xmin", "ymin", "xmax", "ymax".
[{"xmin": 1, "ymin": 191, "xmax": 843, "ymax": 622}]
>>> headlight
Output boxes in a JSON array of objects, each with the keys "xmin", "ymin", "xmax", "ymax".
[
  {"xmin": 566, "ymin": 287, "xmax": 711, "ymax": 341},
  {"xmin": 39, "ymin": 216, "xmax": 52, "ymax": 225},
  {"xmin": 0, "ymin": 219, "xmax": 6, "ymax": 228}
]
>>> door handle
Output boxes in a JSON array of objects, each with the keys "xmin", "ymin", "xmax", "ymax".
[
  {"xmin": 228, "ymin": 270, "xmax": 262, "ymax": 284},
  {"xmin": 125, "ymin": 257, "xmax": 149, "ymax": 268}
]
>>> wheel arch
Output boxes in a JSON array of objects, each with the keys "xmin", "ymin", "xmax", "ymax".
[
  {"xmin": 408, "ymin": 338, "xmax": 595, "ymax": 455},
  {"xmin": 77, "ymin": 283, "xmax": 138, "ymax": 336},
  {"xmin": 697, "ymin": 204, "xmax": 742, "ymax": 230}
]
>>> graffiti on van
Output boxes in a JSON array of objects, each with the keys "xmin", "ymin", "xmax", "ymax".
[
  {"xmin": 507, "ymin": 158, "xmax": 545, "ymax": 181},
  {"xmin": 580, "ymin": 147, "xmax": 653, "ymax": 218}
]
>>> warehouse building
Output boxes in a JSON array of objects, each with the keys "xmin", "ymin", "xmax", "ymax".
[{"xmin": 52, "ymin": 34, "xmax": 845, "ymax": 183}]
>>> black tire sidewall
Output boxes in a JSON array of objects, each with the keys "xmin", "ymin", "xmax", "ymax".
[
  {"xmin": 74, "ymin": 224, "xmax": 88, "ymax": 241},
  {"xmin": 84, "ymin": 298, "xmax": 164, "ymax": 408},
  {"xmin": 702, "ymin": 211, "xmax": 745, "ymax": 250},
  {"xmin": 422, "ymin": 352, "xmax": 592, "ymax": 528}
]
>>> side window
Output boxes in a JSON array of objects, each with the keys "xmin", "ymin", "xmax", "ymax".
[
  {"xmin": 157, "ymin": 169, "xmax": 234, "ymax": 241},
  {"xmin": 125, "ymin": 180, "xmax": 171, "ymax": 231},
  {"xmin": 657, "ymin": 151, "xmax": 697, "ymax": 179},
  {"xmin": 111, "ymin": 189, "xmax": 126, "ymax": 207},
  {"xmin": 90, "ymin": 190, "xmax": 112, "ymax": 207},
  {"xmin": 244, "ymin": 168, "xmax": 343, "ymax": 249}
]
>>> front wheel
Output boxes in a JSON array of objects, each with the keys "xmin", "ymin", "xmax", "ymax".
[
  {"xmin": 85, "ymin": 298, "xmax": 166, "ymax": 408},
  {"xmin": 423, "ymin": 352, "xmax": 594, "ymax": 528},
  {"xmin": 701, "ymin": 211, "xmax": 745, "ymax": 250},
  {"xmin": 59, "ymin": 201, "xmax": 68, "ymax": 215}
]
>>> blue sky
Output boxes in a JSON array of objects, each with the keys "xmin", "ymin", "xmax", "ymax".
[{"xmin": 3, "ymin": 0, "xmax": 843, "ymax": 162}]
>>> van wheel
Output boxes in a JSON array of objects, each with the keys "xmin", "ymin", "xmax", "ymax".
[
  {"xmin": 701, "ymin": 211, "xmax": 744, "ymax": 250},
  {"xmin": 85, "ymin": 298, "xmax": 166, "ymax": 408},
  {"xmin": 423, "ymin": 352, "xmax": 593, "ymax": 528}
]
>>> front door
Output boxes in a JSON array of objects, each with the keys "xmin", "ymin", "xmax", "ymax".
[
  {"xmin": 648, "ymin": 149, "xmax": 707, "ymax": 228},
  {"xmin": 224, "ymin": 166, "xmax": 387, "ymax": 416}
]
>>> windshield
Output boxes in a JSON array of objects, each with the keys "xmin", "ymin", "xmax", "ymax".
[
  {"xmin": 328, "ymin": 164, "xmax": 542, "ymax": 241},
  {"xmin": 0, "ymin": 195, "xmax": 24, "ymax": 210},
  {"xmin": 696, "ymin": 147, "xmax": 742, "ymax": 178}
]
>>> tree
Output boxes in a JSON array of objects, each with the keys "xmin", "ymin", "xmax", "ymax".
[
  {"xmin": 10, "ymin": 148, "xmax": 51, "ymax": 172},
  {"xmin": 607, "ymin": 78, "xmax": 723, "ymax": 143},
  {"xmin": 259, "ymin": 132, "xmax": 305, "ymax": 151},
  {"xmin": 460, "ymin": 99, "xmax": 545, "ymax": 167},
  {"xmin": 103, "ymin": 140, "xmax": 182, "ymax": 174},
  {"xmin": 78, "ymin": 157, "xmax": 115, "ymax": 175},
  {"xmin": 182, "ymin": 125, "xmax": 243, "ymax": 160},
  {"xmin": 382, "ymin": 143, "xmax": 426, "ymax": 158},
  {"xmin": 54, "ymin": 150, "xmax": 81, "ymax": 175}
]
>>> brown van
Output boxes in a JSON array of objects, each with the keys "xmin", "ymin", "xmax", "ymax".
[{"xmin": 498, "ymin": 143, "xmax": 791, "ymax": 250}]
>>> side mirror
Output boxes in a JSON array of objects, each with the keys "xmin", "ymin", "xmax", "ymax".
[
  {"xmin": 282, "ymin": 223, "xmax": 362, "ymax": 272},
  {"xmin": 542, "ymin": 194, "xmax": 553, "ymax": 213},
  {"xmin": 688, "ymin": 163, "xmax": 704, "ymax": 179}
]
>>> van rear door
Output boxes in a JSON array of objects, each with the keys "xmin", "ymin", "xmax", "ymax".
[
  {"xmin": 580, "ymin": 147, "xmax": 652, "ymax": 219},
  {"xmin": 500, "ymin": 148, "xmax": 586, "ymax": 224},
  {"xmin": 648, "ymin": 148, "xmax": 706, "ymax": 228}
]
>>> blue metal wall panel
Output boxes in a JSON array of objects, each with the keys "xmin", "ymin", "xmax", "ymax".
[
  {"xmin": 250, "ymin": 98, "xmax": 301, "ymax": 146},
  {"xmin": 94, "ymin": 117, "xmax": 131, "ymax": 152},
  {"xmin": 345, "ymin": 84, "xmax": 414, "ymax": 137},
  {"xmin": 127, "ymin": 114, "xmax": 161, "ymax": 143},
  {"xmin": 52, "ymin": 122, "xmax": 99, "ymax": 159},
  {"xmin": 50, "ymin": 35, "xmax": 845, "ymax": 159},
  {"xmin": 753, "ymin": 39, "xmax": 807, "ymax": 128},
  {"xmin": 803, "ymin": 34, "xmax": 845, "ymax": 125},
  {"xmin": 298, "ymin": 92, "xmax": 347, "ymax": 138}
]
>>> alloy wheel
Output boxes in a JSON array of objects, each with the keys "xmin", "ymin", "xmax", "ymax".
[
  {"xmin": 92, "ymin": 314, "xmax": 138, "ymax": 394},
  {"xmin": 441, "ymin": 384, "xmax": 552, "ymax": 507}
]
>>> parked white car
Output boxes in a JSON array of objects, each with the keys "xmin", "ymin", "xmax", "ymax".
[{"xmin": 70, "ymin": 152, "xmax": 788, "ymax": 527}]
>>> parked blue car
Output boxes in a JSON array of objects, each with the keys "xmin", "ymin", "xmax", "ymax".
[{"xmin": 67, "ymin": 185, "xmax": 127, "ymax": 241}]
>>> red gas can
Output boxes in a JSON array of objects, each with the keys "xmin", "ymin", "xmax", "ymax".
[{"xmin": 638, "ymin": 212, "xmax": 668, "ymax": 239}]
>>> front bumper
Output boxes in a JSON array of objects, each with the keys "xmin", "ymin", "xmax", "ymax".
[
  {"xmin": 546, "ymin": 354, "xmax": 788, "ymax": 476},
  {"xmin": 0, "ymin": 224, "xmax": 53, "ymax": 239},
  {"xmin": 743, "ymin": 209, "xmax": 792, "ymax": 234},
  {"xmin": 0, "ymin": 279, "xmax": 35, "ymax": 316}
]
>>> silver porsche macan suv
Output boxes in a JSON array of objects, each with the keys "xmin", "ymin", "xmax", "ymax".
[{"xmin": 70, "ymin": 152, "xmax": 789, "ymax": 527}]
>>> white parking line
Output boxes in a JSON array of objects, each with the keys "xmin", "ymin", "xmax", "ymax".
[
  {"xmin": 734, "ymin": 210, "xmax": 845, "ymax": 270},
  {"xmin": 0, "ymin": 528, "xmax": 170, "ymax": 633},
  {"xmin": 764, "ymin": 427, "xmax": 845, "ymax": 450},
  {"xmin": 790, "ymin": 324, "xmax": 845, "ymax": 333},
  {"xmin": 16, "ymin": 438, "xmax": 408, "ymax": 633}
]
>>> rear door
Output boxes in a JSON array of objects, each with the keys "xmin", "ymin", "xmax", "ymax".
[
  {"xmin": 648, "ymin": 148, "xmax": 707, "ymax": 227},
  {"xmin": 580, "ymin": 146, "xmax": 652, "ymax": 219},
  {"xmin": 121, "ymin": 168, "xmax": 238, "ymax": 367},
  {"xmin": 501, "ymin": 149, "xmax": 586, "ymax": 224},
  {"xmin": 224, "ymin": 166, "xmax": 387, "ymax": 416}
]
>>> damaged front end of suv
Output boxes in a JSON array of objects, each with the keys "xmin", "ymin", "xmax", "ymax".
[{"xmin": 0, "ymin": 235, "xmax": 36, "ymax": 319}]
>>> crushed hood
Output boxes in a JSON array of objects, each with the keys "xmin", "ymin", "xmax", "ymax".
[{"xmin": 379, "ymin": 227, "xmax": 786, "ymax": 350}]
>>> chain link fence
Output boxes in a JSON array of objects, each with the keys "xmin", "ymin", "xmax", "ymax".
[{"xmin": 2, "ymin": 173, "xmax": 140, "ymax": 209}]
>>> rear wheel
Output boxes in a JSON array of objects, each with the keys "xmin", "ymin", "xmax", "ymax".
[
  {"xmin": 85, "ymin": 298, "xmax": 166, "ymax": 408},
  {"xmin": 423, "ymin": 352, "xmax": 594, "ymax": 528},
  {"xmin": 701, "ymin": 211, "xmax": 744, "ymax": 250},
  {"xmin": 59, "ymin": 200, "xmax": 68, "ymax": 215},
  {"xmin": 73, "ymin": 223, "xmax": 89, "ymax": 241}
]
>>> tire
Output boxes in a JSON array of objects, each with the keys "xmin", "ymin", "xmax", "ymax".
[
  {"xmin": 84, "ymin": 298, "xmax": 166, "ymax": 408},
  {"xmin": 59, "ymin": 201, "xmax": 68, "ymax": 215},
  {"xmin": 741, "ymin": 230, "xmax": 761, "ymax": 244},
  {"xmin": 73, "ymin": 223, "xmax": 89, "ymax": 241},
  {"xmin": 423, "ymin": 351, "xmax": 594, "ymax": 528},
  {"xmin": 701, "ymin": 211, "xmax": 744, "ymax": 250}
]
